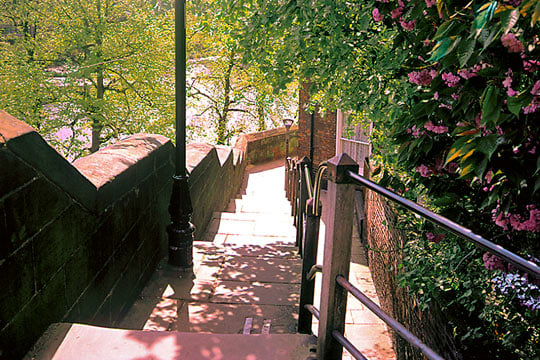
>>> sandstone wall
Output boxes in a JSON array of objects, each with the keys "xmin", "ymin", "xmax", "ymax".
[{"xmin": 0, "ymin": 110, "xmax": 249, "ymax": 359}]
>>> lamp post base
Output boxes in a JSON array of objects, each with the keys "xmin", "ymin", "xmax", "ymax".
[{"xmin": 167, "ymin": 175, "xmax": 195, "ymax": 268}]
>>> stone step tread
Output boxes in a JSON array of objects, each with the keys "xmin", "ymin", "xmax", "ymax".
[
  {"xmin": 203, "ymin": 218, "xmax": 296, "ymax": 238},
  {"xmin": 212, "ymin": 211, "xmax": 293, "ymax": 222},
  {"xmin": 26, "ymin": 323, "xmax": 317, "ymax": 360}
]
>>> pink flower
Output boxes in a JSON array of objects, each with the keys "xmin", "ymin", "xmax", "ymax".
[
  {"xmin": 416, "ymin": 164, "xmax": 432, "ymax": 177},
  {"xmin": 523, "ymin": 97, "xmax": 540, "ymax": 114},
  {"xmin": 458, "ymin": 68, "xmax": 478, "ymax": 80},
  {"xmin": 441, "ymin": 72, "xmax": 460, "ymax": 87},
  {"xmin": 372, "ymin": 8, "xmax": 383, "ymax": 22},
  {"xmin": 424, "ymin": 120, "xmax": 448, "ymax": 134},
  {"xmin": 425, "ymin": 0, "xmax": 436, "ymax": 7},
  {"xmin": 531, "ymin": 81, "xmax": 540, "ymax": 96},
  {"xmin": 407, "ymin": 125, "xmax": 423, "ymax": 138},
  {"xmin": 391, "ymin": 7, "xmax": 403, "ymax": 19},
  {"xmin": 501, "ymin": 33, "xmax": 524, "ymax": 53},
  {"xmin": 502, "ymin": 76, "xmax": 512, "ymax": 88},
  {"xmin": 400, "ymin": 19, "xmax": 416, "ymax": 31},
  {"xmin": 493, "ymin": 209, "xmax": 509, "ymax": 230},
  {"xmin": 426, "ymin": 232, "xmax": 446, "ymax": 243},
  {"xmin": 485, "ymin": 170, "xmax": 493, "ymax": 183},
  {"xmin": 408, "ymin": 69, "xmax": 434, "ymax": 86},
  {"xmin": 524, "ymin": 59, "xmax": 539, "ymax": 72},
  {"xmin": 483, "ymin": 253, "xmax": 505, "ymax": 271},
  {"xmin": 433, "ymin": 91, "xmax": 439, "ymax": 100},
  {"xmin": 507, "ymin": 88, "xmax": 518, "ymax": 97}
]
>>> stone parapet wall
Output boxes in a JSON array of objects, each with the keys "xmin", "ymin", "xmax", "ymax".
[
  {"xmin": 0, "ymin": 110, "xmax": 174, "ymax": 359},
  {"xmin": 363, "ymin": 187, "xmax": 461, "ymax": 360},
  {"xmin": 235, "ymin": 126, "xmax": 298, "ymax": 164},
  {"xmin": 0, "ymin": 110, "xmax": 251, "ymax": 359}
]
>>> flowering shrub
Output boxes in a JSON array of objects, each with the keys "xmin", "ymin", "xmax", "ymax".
[{"xmin": 367, "ymin": 0, "xmax": 539, "ymax": 358}]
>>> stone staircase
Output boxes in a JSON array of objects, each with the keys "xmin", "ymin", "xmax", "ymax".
[{"xmin": 26, "ymin": 160, "xmax": 317, "ymax": 359}]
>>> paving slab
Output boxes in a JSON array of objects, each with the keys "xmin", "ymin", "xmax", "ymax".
[
  {"xmin": 223, "ymin": 234, "xmax": 295, "ymax": 246},
  {"xmin": 211, "ymin": 280, "xmax": 300, "ymax": 306},
  {"xmin": 176, "ymin": 303, "xmax": 298, "ymax": 334},
  {"xmin": 220, "ymin": 256, "xmax": 302, "ymax": 283},
  {"xmin": 223, "ymin": 244, "xmax": 298, "ymax": 258}
]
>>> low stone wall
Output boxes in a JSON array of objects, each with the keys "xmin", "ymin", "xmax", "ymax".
[
  {"xmin": 0, "ymin": 110, "xmax": 247, "ymax": 359},
  {"xmin": 363, "ymin": 187, "xmax": 461, "ymax": 360},
  {"xmin": 235, "ymin": 126, "xmax": 298, "ymax": 164},
  {"xmin": 187, "ymin": 143, "xmax": 246, "ymax": 239}
]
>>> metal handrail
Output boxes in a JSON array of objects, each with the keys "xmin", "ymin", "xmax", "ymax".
[
  {"xmin": 345, "ymin": 170, "xmax": 540, "ymax": 278},
  {"xmin": 303, "ymin": 164, "xmax": 314, "ymax": 200},
  {"xmin": 340, "ymin": 137, "xmax": 370, "ymax": 146},
  {"xmin": 304, "ymin": 304, "xmax": 320, "ymax": 320},
  {"xmin": 336, "ymin": 275, "xmax": 444, "ymax": 360},
  {"xmin": 313, "ymin": 163, "xmax": 328, "ymax": 216}
]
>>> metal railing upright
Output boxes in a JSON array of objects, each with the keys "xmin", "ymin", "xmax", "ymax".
[{"xmin": 284, "ymin": 152, "xmax": 539, "ymax": 360}]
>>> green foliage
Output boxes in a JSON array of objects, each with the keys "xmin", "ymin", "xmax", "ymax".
[{"xmin": 0, "ymin": 0, "xmax": 175, "ymax": 158}]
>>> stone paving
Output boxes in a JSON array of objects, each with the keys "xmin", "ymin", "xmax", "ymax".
[{"xmin": 119, "ymin": 159, "xmax": 395, "ymax": 359}]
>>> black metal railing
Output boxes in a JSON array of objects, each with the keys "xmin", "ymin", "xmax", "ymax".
[
  {"xmin": 345, "ymin": 170, "xmax": 540, "ymax": 278},
  {"xmin": 284, "ymin": 152, "xmax": 540, "ymax": 360}
]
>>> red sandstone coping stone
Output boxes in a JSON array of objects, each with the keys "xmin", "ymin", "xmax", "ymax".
[
  {"xmin": 73, "ymin": 134, "xmax": 170, "ymax": 188},
  {"xmin": 186, "ymin": 143, "xmax": 216, "ymax": 172},
  {"xmin": 25, "ymin": 323, "xmax": 317, "ymax": 360},
  {"xmin": 0, "ymin": 110, "xmax": 36, "ymax": 143}
]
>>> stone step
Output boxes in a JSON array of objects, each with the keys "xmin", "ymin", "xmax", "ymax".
[
  {"xmin": 225, "ymin": 198, "xmax": 292, "ymax": 214},
  {"xmin": 26, "ymin": 323, "xmax": 317, "ymax": 360},
  {"xmin": 212, "ymin": 211, "xmax": 293, "ymax": 222},
  {"xmin": 202, "ymin": 216, "xmax": 296, "ymax": 240}
]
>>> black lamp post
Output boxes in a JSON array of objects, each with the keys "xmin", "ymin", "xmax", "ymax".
[
  {"xmin": 282, "ymin": 118, "xmax": 294, "ymax": 161},
  {"xmin": 167, "ymin": 0, "xmax": 194, "ymax": 268}
]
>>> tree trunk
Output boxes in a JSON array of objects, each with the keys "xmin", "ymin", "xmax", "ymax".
[
  {"xmin": 91, "ymin": 71, "xmax": 104, "ymax": 153},
  {"xmin": 257, "ymin": 100, "xmax": 266, "ymax": 132},
  {"xmin": 216, "ymin": 49, "xmax": 235, "ymax": 145},
  {"xmin": 91, "ymin": 0, "xmax": 104, "ymax": 153}
]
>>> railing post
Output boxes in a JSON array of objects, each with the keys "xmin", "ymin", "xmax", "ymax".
[
  {"xmin": 317, "ymin": 153, "xmax": 358, "ymax": 360},
  {"xmin": 292, "ymin": 161, "xmax": 298, "ymax": 219},
  {"xmin": 296, "ymin": 157, "xmax": 310, "ymax": 255},
  {"xmin": 298, "ymin": 199, "xmax": 322, "ymax": 334},
  {"xmin": 285, "ymin": 157, "xmax": 290, "ymax": 195}
]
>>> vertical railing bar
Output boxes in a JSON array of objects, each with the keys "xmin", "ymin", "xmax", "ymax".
[
  {"xmin": 298, "ymin": 199, "xmax": 322, "ymax": 334},
  {"xmin": 317, "ymin": 154, "xmax": 358, "ymax": 359}
]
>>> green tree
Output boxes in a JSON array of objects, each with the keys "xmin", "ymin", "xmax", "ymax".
[{"xmin": 0, "ymin": 0, "xmax": 175, "ymax": 157}]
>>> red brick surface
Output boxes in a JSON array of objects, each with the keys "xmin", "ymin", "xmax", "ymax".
[{"xmin": 298, "ymin": 82, "xmax": 336, "ymax": 166}]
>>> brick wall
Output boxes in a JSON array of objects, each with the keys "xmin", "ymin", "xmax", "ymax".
[
  {"xmin": 363, "ymin": 187, "xmax": 462, "ymax": 360},
  {"xmin": 298, "ymin": 82, "xmax": 336, "ymax": 167},
  {"xmin": 0, "ymin": 110, "xmax": 248, "ymax": 359}
]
